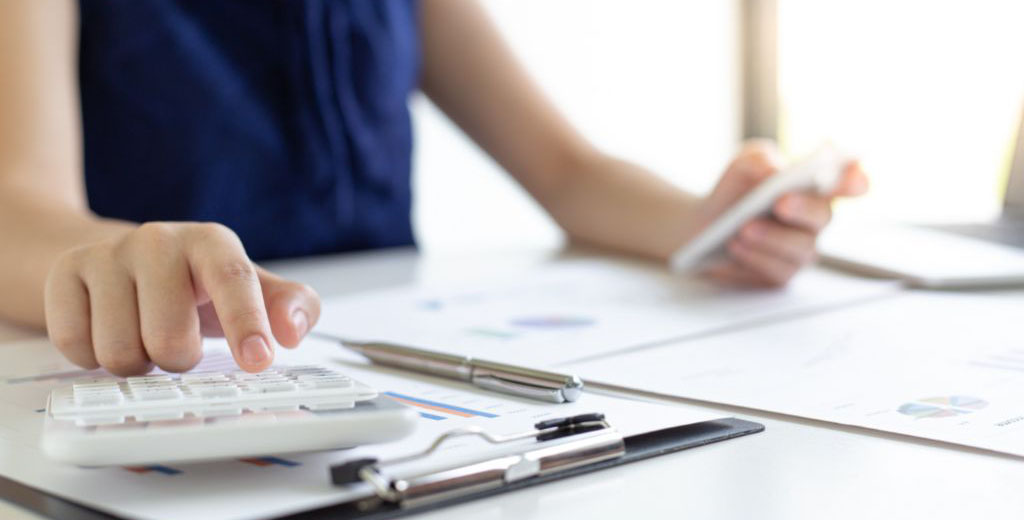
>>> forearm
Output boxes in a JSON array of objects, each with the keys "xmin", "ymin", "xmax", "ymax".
[
  {"xmin": 419, "ymin": 1, "xmax": 705, "ymax": 260},
  {"xmin": 541, "ymin": 152, "xmax": 704, "ymax": 260},
  {"xmin": 0, "ymin": 190, "xmax": 134, "ymax": 328}
]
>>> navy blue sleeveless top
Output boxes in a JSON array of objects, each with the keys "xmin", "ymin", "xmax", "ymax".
[{"xmin": 78, "ymin": 0, "xmax": 419, "ymax": 260}]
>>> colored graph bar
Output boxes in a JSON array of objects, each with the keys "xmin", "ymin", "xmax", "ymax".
[
  {"xmin": 239, "ymin": 456, "xmax": 301, "ymax": 467},
  {"xmin": 510, "ymin": 315, "xmax": 595, "ymax": 329},
  {"xmin": 418, "ymin": 412, "xmax": 447, "ymax": 421},
  {"xmin": 122, "ymin": 465, "xmax": 182, "ymax": 476},
  {"xmin": 383, "ymin": 392, "xmax": 499, "ymax": 418},
  {"xmin": 466, "ymin": 327, "xmax": 520, "ymax": 340}
]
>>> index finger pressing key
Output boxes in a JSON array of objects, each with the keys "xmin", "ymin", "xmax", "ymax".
[{"xmin": 185, "ymin": 224, "xmax": 275, "ymax": 372}]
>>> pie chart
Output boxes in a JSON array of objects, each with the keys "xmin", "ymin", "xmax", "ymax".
[
  {"xmin": 509, "ymin": 315, "xmax": 595, "ymax": 329},
  {"xmin": 897, "ymin": 395, "xmax": 988, "ymax": 419}
]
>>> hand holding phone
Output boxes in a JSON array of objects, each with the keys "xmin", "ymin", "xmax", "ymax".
[{"xmin": 670, "ymin": 144, "xmax": 851, "ymax": 273}]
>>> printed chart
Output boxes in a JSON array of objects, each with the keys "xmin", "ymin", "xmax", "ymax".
[
  {"xmin": 898, "ymin": 396, "xmax": 989, "ymax": 419},
  {"xmin": 319, "ymin": 259, "xmax": 899, "ymax": 367},
  {"xmin": 382, "ymin": 391, "xmax": 500, "ymax": 420},
  {"xmin": 569, "ymin": 290, "xmax": 1024, "ymax": 457}
]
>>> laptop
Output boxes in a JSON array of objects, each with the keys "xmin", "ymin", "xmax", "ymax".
[
  {"xmin": 817, "ymin": 103, "xmax": 1024, "ymax": 288},
  {"xmin": 932, "ymin": 103, "xmax": 1024, "ymax": 247}
]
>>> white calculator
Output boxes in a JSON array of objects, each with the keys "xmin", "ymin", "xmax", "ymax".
[{"xmin": 41, "ymin": 364, "xmax": 418, "ymax": 466}]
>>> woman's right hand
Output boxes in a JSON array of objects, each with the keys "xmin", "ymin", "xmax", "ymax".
[{"xmin": 44, "ymin": 222, "xmax": 321, "ymax": 376}]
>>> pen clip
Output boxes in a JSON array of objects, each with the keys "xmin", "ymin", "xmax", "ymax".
[
  {"xmin": 331, "ymin": 414, "xmax": 624, "ymax": 509},
  {"xmin": 470, "ymin": 374, "xmax": 569, "ymax": 404}
]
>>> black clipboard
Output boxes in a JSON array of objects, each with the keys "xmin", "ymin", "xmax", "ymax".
[{"xmin": 0, "ymin": 418, "xmax": 763, "ymax": 520}]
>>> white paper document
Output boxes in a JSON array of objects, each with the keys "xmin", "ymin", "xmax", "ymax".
[
  {"xmin": 316, "ymin": 259, "xmax": 900, "ymax": 367},
  {"xmin": 0, "ymin": 336, "xmax": 719, "ymax": 520},
  {"xmin": 568, "ymin": 290, "xmax": 1024, "ymax": 457}
]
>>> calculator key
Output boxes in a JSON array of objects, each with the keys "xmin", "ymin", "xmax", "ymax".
[
  {"xmin": 125, "ymin": 380, "xmax": 176, "ymax": 388},
  {"xmin": 243, "ymin": 381, "xmax": 298, "ymax": 393},
  {"xmin": 73, "ymin": 385, "xmax": 122, "ymax": 394},
  {"xmin": 126, "ymin": 379, "xmax": 176, "ymax": 387},
  {"xmin": 132, "ymin": 387, "xmax": 183, "ymax": 401},
  {"xmin": 126, "ymin": 383, "xmax": 178, "ymax": 393},
  {"xmin": 187, "ymin": 380, "xmax": 231, "ymax": 388},
  {"xmin": 238, "ymin": 378, "xmax": 291, "ymax": 386},
  {"xmin": 181, "ymin": 378, "xmax": 230, "ymax": 387},
  {"xmin": 71, "ymin": 377, "xmax": 119, "ymax": 386},
  {"xmin": 283, "ymin": 366, "xmax": 335, "ymax": 375},
  {"xmin": 181, "ymin": 372, "xmax": 229, "ymax": 383},
  {"xmin": 126, "ymin": 375, "xmax": 173, "ymax": 384},
  {"xmin": 189, "ymin": 384, "xmax": 241, "ymax": 398},
  {"xmin": 298, "ymin": 375, "xmax": 352, "ymax": 389},
  {"xmin": 72, "ymin": 384, "xmax": 120, "ymax": 392},
  {"xmin": 232, "ymin": 370, "xmax": 280, "ymax": 379},
  {"xmin": 290, "ymin": 372, "xmax": 336, "ymax": 380},
  {"xmin": 296, "ymin": 373, "xmax": 349, "ymax": 381},
  {"xmin": 181, "ymin": 370, "xmax": 227, "ymax": 377},
  {"xmin": 73, "ymin": 382, "xmax": 120, "ymax": 392},
  {"xmin": 281, "ymin": 365, "xmax": 324, "ymax": 371},
  {"xmin": 74, "ymin": 391, "xmax": 124, "ymax": 406},
  {"xmin": 233, "ymin": 373, "xmax": 283, "ymax": 380},
  {"xmin": 72, "ymin": 393, "xmax": 124, "ymax": 405},
  {"xmin": 183, "ymin": 380, "xmax": 232, "ymax": 388},
  {"xmin": 251, "ymin": 374, "xmax": 290, "ymax": 381}
]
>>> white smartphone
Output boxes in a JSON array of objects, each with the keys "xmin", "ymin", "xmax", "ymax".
[{"xmin": 669, "ymin": 144, "xmax": 850, "ymax": 273}]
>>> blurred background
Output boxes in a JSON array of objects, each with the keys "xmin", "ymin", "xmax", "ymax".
[{"xmin": 412, "ymin": 0, "xmax": 1024, "ymax": 253}]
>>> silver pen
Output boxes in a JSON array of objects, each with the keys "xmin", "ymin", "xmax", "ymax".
[{"xmin": 312, "ymin": 332, "xmax": 583, "ymax": 403}]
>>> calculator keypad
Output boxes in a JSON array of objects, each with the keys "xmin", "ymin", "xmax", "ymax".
[{"xmin": 50, "ymin": 365, "xmax": 375, "ymax": 424}]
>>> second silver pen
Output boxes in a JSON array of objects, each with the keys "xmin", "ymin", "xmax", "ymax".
[{"xmin": 312, "ymin": 332, "xmax": 583, "ymax": 403}]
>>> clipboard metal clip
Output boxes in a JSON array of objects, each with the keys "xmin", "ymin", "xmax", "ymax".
[{"xmin": 331, "ymin": 413, "xmax": 625, "ymax": 509}]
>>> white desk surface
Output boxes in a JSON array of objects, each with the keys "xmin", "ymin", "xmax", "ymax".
[{"xmin": 3, "ymin": 246, "xmax": 1023, "ymax": 520}]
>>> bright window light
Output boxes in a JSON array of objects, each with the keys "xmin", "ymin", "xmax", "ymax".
[
  {"xmin": 413, "ymin": 1, "xmax": 739, "ymax": 252},
  {"xmin": 778, "ymin": 0, "xmax": 1024, "ymax": 223}
]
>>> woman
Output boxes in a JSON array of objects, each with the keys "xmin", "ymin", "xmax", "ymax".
[{"xmin": 0, "ymin": 0, "xmax": 867, "ymax": 375}]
